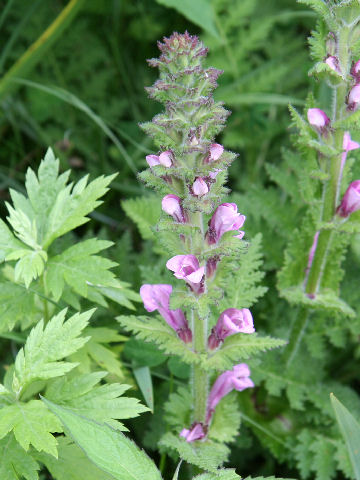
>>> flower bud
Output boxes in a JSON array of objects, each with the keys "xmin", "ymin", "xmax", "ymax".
[
  {"xmin": 307, "ymin": 108, "xmax": 330, "ymax": 131},
  {"xmin": 166, "ymin": 254, "xmax": 205, "ymax": 293},
  {"xmin": 336, "ymin": 180, "xmax": 360, "ymax": 217},
  {"xmin": 348, "ymin": 84, "xmax": 360, "ymax": 111},
  {"xmin": 192, "ymin": 177, "xmax": 209, "ymax": 197},
  {"xmin": 162, "ymin": 194, "xmax": 187, "ymax": 223},
  {"xmin": 146, "ymin": 155, "xmax": 161, "ymax": 167},
  {"xmin": 325, "ymin": 55, "xmax": 341, "ymax": 74},
  {"xmin": 206, "ymin": 364, "xmax": 254, "ymax": 423},
  {"xmin": 159, "ymin": 150, "xmax": 173, "ymax": 167},
  {"xmin": 180, "ymin": 423, "xmax": 205, "ymax": 442},
  {"xmin": 209, "ymin": 143, "xmax": 224, "ymax": 161},
  {"xmin": 351, "ymin": 60, "xmax": 360, "ymax": 82},
  {"xmin": 206, "ymin": 203, "xmax": 245, "ymax": 244}
]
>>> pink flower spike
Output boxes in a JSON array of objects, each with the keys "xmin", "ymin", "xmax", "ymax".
[
  {"xmin": 207, "ymin": 203, "xmax": 246, "ymax": 245},
  {"xmin": 140, "ymin": 284, "xmax": 192, "ymax": 342},
  {"xmin": 307, "ymin": 108, "xmax": 330, "ymax": 130},
  {"xmin": 351, "ymin": 60, "xmax": 360, "ymax": 81},
  {"xmin": 325, "ymin": 55, "xmax": 341, "ymax": 74},
  {"xmin": 208, "ymin": 308, "xmax": 255, "ymax": 349},
  {"xmin": 206, "ymin": 364, "xmax": 254, "ymax": 422},
  {"xmin": 162, "ymin": 194, "xmax": 187, "ymax": 223},
  {"xmin": 210, "ymin": 143, "xmax": 224, "ymax": 161},
  {"xmin": 166, "ymin": 254, "xmax": 205, "ymax": 292},
  {"xmin": 336, "ymin": 180, "xmax": 360, "ymax": 217},
  {"xmin": 180, "ymin": 423, "xmax": 205, "ymax": 442},
  {"xmin": 192, "ymin": 177, "xmax": 209, "ymax": 197},
  {"xmin": 146, "ymin": 154, "xmax": 160, "ymax": 167},
  {"xmin": 159, "ymin": 150, "xmax": 173, "ymax": 167},
  {"xmin": 348, "ymin": 84, "xmax": 360, "ymax": 111}
]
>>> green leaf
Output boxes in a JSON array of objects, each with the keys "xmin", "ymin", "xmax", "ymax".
[
  {"xmin": 47, "ymin": 238, "xmax": 116, "ymax": 301},
  {"xmin": 45, "ymin": 372, "xmax": 148, "ymax": 430},
  {"xmin": 10, "ymin": 248, "xmax": 47, "ymax": 288},
  {"xmin": 71, "ymin": 326, "xmax": 125, "ymax": 379},
  {"xmin": 117, "ymin": 315, "xmax": 198, "ymax": 365},
  {"xmin": 133, "ymin": 366, "xmax": 154, "ymax": 412},
  {"xmin": 0, "ymin": 281, "xmax": 39, "ymax": 332},
  {"xmin": 193, "ymin": 471, "xmax": 240, "ymax": 480},
  {"xmin": 155, "ymin": 0, "xmax": 219, "ymax": 37},
  {"xmin": 0, "ymin": 219, "xmax": 24, "ymax": 262},
  {"xmin": 42, "ymin": 398, "xmax": 163, "ymax": 480},
  {"xmin": 0, "ymin": 400, "xmax": 62, "ymax": 456},
  {"xmin": 331, "ymin": 393, "xmax": 360, "ymax": 479},
  {"xmin": 35, "ymin": 436, "xmax": 113, "ymax": 480},
  {"xmin": 204, "ymin": 334, "xmax": 286, "ymax": 370},
  {"xmin": 12, "ymin": 309, "xmax": 93, "ymax": 395},
  {"xmin": 42, "ymin": 171, "xmax": 116, "ymax": 248},
  {"xmin": 208, "ymin": 393, "xmax": 241, "ymax": 444},
  {"xmin": 122, "ymin": 195, "xmax": 161, "ymax": 241},
  {"xmin": 0, "ymin": 433, "xmax": 40, "ymax": 480},
  {"xmin": 160, "ymin": 432, "xmax": 229, "ymax": 472}
]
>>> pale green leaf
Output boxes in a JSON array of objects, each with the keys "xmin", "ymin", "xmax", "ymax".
[
  {"xmin": 0, "ymin": 281, "xmax": 39, "ymax": 333},
  {"xmin": 155, "ymin": 0, "xmax": 219, "ymax": 37},
  {"xmin": 133, "ymin": 366, "xmax": 154, "ymax": 412},
  {"xmin": 42, "ymin": 398, "xmax": 163, "ymax": 480},
  {"xmin": 35, "ymin": 436, "xmax": 114, "ymax": 480},
  {"xmin": 331, "ymin": 393, "xmax": 360, "ymax": 479},
  {"xmin": 0, "ymin": 400, "xmax": 62, "ymax": 456},
  {"xmin": 45, "ymin": 372, "xmax": 149, "ymax": 430},
  {"xmin": 12, "ymin": 309, "xmax": 93, "ymax": 394},
  {"xmin": 116, "ymin": 315, "xmax": 198, "ymax": 365},
  {"xmin": 0, "ymin": 433, "xmax": 40, "ymax": 480},
  {"xmin": 193, "ymin": 471, "xmax": 240, "ymax": 480},
  {"xmin": 0, "ymin": 219, "xmax": 24, "ymax": 262},
  {"xmin": 160, "ymin": 432, "xmax": 229, "ymax": 472},
  {"xmin": 47, "ymin": 238, "xmax": 116, "ymax": 301},
  {"xmin": 204, "ymin": 334, "xmax": 286, "ymax": 371},
  {"xmin": 122, "ymin": 195, "xmax": 161, "ymax": 241}
]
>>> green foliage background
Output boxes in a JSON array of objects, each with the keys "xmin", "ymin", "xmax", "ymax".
[{"xmin": 2, "ymin": 0, "xmax": 360, "ymax": 479}]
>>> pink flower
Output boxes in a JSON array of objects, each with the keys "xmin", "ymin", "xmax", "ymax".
[
  {"xmin": 206, "ymin": 203, "xmax": 245, "ymax": 245},
  {"xmin": 180, "ymin": 423, "xmax": 205, "ymax": 442},
  {"xmin": 162, "ymin": 195, "xmax": 187, "ymax": 223},
  {"xmin": 206, "ymin": 364, "xmax": 254, "ymax": 422},
  {"xmin": 351, "ymin": 60, "xmax": 360, "ymax": 81},
  {"xmin": 166, "ymin": 255, "xmax": 205, "ymax": 293},
  {"xmin": 140, "ymin": 284, "xmax": 192, "ymax": 342},
  {"xmin": 208, "ymin": 308, "xmax": 255, "ymax": 349},
  {"xmin": 307, "ymin": 108, "xmax": 330, "ymax": 130},
  {"xmin": 192, "ymin": 177, "xmax": 209, "ymax": 197},
  {"xmin": 340, "ymin": 132, "xmax": 360, "ymax": 180},
  {"xmin": 325, "ymin": 55, "xmax": 341, "ymax": 74},
  {"xmin": 348, "ymin": 84, "xmax": 360, "ymax": 111},
  {"xmin": 209, "ymin": 143, "xmax": 224, "ymax": 161},
  {"xmin": 336, "ymin": 180, "xmax": 360, "ymax": 217},
  {"xmin": 145, "ymin": 150, "xmax": 173, "ymax": 168}
]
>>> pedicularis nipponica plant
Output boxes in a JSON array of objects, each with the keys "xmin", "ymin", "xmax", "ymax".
[{"xmin": 118, "ymin": 31, "xmax": 285, "ymax": 467}]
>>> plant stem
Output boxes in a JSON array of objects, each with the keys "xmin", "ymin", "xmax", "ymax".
[{"xmin": 192, "ymin": 311, "xmax": 208, "ymax": 423}]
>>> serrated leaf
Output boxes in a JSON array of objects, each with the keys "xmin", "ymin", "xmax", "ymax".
[
  {"xmin": 35, "ymin": 436, "xmax": 113, "ymax": 480},
  {"xmin": 42, "ymin": 398, "xmax": 162, "ymax": 480},
  {"xmin": 45, "ymin": 372, "xmax": 148, "ymax": 430},
  {"xmin": 204, "ymin": 334, "xmax": 286, "ymax": 370},
  {"xmin": 160, "ymin": 432, "xmax": 229, "ymax": 472},
  {"xmin": 0, "ymin": 433, "xmax": 40, "ymax": 480},
  {"xmin": 193, "ymin": 470, "xmax": 240, "ymax": 480},
  {"xmin": 331, "ymin": 394, "xmax": 360, "ymax": 479},
  {"xmin": 117, "ymin": 315, "xmax": 199, "ymax": 365},
  {"xmin": 47, "ymin": 238, "xmax": 116, "ymax": 301},
  {"xmin": 0, "ymin": 281, "xmax": 39, "ymax": 333},
  {"xmin": 122, "ymin": 195, "xmax": 161, "ymax": 241},
  {"xmin": 0, "ymin": 400, "xmax": 62, "ymax": 456},
  {"xmin": 43, "ymin": 172, "xmax": 116, "ymax": 248},
  {"xmin": 12, "ymin": 309, "xmax": 93, "ymax": 395},
  {"xmin": 0, "ymin": 220, "xmax": 24, "ymax": 262},
  {"xmin": 11, "ymin": 248, "xmax": 47, "ymax": 288},
  {"xmin": 208, "ymin": 393, "xmax": 241, "ymax": 443}
]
